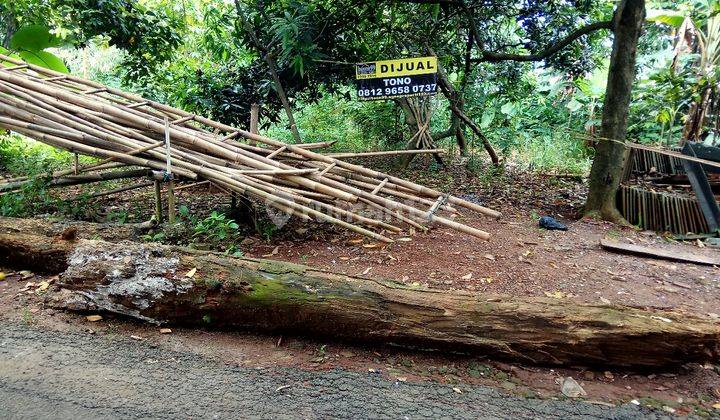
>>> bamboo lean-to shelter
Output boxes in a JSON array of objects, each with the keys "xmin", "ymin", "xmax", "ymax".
[{"xmin": 0, "ymin": 54, "xmax": 501, "ymax": 242}]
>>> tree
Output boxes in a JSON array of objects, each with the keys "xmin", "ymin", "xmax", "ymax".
[
  {"xmin": 0, "ymin": 0, "xmax": 183, "ymax": 79},
  {"xmin": 224, "ymin": 0, "xmax": 613, "ymax": 162},
  {"xmin": 584, "ymin": 0, "xmax": 646, "ymax": 221}
]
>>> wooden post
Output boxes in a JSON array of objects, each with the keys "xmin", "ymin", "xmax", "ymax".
[
  {"xmin": 164, "ymin": 117, "xmax": 176, "ymax": 224},
  {"xmin": 249, "ymin": 103, "xmax": 259, "ymax": 147},
  {"xmin": 154, "ymin": 180, "xmax": 163, "ymax": 223},
  {"xmin": 73, "ymin": 153, "xmax": 79, "ymax": 175},
  {"xmin": 167, "ymin": 179, "xmax": 176, "ymax": 224}
]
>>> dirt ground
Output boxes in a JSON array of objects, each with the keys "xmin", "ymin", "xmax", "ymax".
[{"xmin": 2, "ymin": 157, "xmax": 720, "ymax": 416}]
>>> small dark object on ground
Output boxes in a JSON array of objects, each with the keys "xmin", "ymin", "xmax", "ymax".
[
  {"xmin": 59, "ymin": 226, "xmax": 78, "ymax": 241},
  {"xmin": 539, "ymin": 216, "xmax": 568, "ymax": 231}
]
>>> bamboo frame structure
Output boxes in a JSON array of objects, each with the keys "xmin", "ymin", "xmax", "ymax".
[{"xmin": 0, "ymin": 54, "xmax": 501, "ymax": 242}]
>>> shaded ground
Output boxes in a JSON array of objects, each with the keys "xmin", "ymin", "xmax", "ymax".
[
  {"xmin": 0, "ymin": 322, "xmax": 670, "ymax": 419},
  {"xmin": 2, "ymin": 157, "xmax": 720, "ymax": 416}
]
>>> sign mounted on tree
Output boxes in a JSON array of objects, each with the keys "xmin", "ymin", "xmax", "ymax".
[{"xmin": 355, "ymin": 56, "xmax": 437, "ymax": 101}]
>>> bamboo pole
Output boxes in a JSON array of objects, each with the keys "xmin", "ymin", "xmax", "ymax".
[
  {"xmin": 0, "ymin": 55, "xmax": 499, "ymax": 242},
  {"xmin": 327, "ymin": 149, "xmax": 445, "ymax": 158},
  {"xmin": 0, "ymin": 56, "xmax": 496, "ymax": 218}
]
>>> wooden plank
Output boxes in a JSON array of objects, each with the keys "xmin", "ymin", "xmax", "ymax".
[{"xmin": 600, "ymin": 239, "xmax": 720, "ymax": 266}]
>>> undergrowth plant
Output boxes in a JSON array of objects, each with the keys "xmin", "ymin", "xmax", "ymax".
[
  {"xmin": 193, "ymin": 211, "xmax": 241, "ymax": 246},
  {"xmin": 142, "ymin": 206, "xmax": 243, "ymax": 255}
]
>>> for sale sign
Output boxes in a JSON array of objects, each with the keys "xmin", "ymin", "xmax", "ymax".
[{"xmin": 355, "ymin": 56, "xmax": 438, "ymax": 101}]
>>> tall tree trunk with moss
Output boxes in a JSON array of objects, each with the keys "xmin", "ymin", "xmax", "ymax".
[
  {"xmin": 1, "ymin": 12, "xmax": 15, "ymax": 49},
  {"xmin": 585, "ymin": 0, "xmax": 645, "ymax": 221}
]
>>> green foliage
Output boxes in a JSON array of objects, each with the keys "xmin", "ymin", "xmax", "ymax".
[
  {"xmin": 193, "ymin": 211, "xmax": 241, "ymax": 245},
  {"xmin": 0, "ymin": 177, "xmax": 54, "ymax": 217},
  {"xmin": 9, "ymin": 24, "xmax": 62, "ymax": 51},
  {"xmin": 264, "ymin": 93, "xmax": 400, "ymax": 151},
  {"xmin": 0, "ymin": 134, "xmax": 73, "ymax": 175},
  {"xmin": 4, "ymin": 24, "xmax": 69, "ymax": 72},
  {"xmin": 55, "ymin": 0, "xmax": 183, "ymax": 78}
]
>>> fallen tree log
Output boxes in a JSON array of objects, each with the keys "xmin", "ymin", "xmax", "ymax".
[
  {"xmin": 0, "ymin": 216, "xmax": 150, "ymax": 244},
  {"xmin": 1, "ymin": 228, "xmax": 718, "ymax": 368}
]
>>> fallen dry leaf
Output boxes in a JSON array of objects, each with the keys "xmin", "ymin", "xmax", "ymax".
[
  {"xmin": 262, "ymin": 246, "xmax": 280, "ymax": 257},
  {"xmin": 361, "ymin": 267, "xmax": 372, "ymax": 275},
  {"xmin": 185, "ymin": 267, "xmax": 197, "ymax": 278},
  {"xmin": 86, "ymin": 315, "xmax": 103, "ymax": 322},
  {"xmin": 159, "ymin": 328, "xmax": 172, "ymax": 334}
]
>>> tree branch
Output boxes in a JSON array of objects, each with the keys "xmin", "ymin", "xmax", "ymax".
[
  {"xmin": 474, "ymin": 20, "xmax": 613, "ymax": 62},
  {"xmin": 234, "ymin": 0, "xmax": 302, "ymax": 143}
]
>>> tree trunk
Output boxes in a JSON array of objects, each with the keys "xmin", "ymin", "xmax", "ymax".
[
  {"xmin": 681, "ymin": 85, "xmax": 714, "ymax": 144},
  {"xmin": 395, "ymin": 98, "xmax": 447, "ymax": 169},
  {"xmin": 1, "ymin": 12, "xmax": 15, "ymax": 49},
  {"xmin": 585, "ymin": 0, "xmax": 646, "ymax": 220},
  {"xmin": 1, "ymin": 220, "xmax": 718, "ymax": 368},
  {"xmin": 235, "ymin": 2, "xmax": 301, "ymax": 144},
  {"xmin": 434, "ymin": 61, "xmax": 499, "ymax": 165}
]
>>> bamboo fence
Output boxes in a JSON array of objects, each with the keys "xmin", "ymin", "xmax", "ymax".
[{"xmin": 0, "ymin": 54, "xmax": 500, "ymax": 242}]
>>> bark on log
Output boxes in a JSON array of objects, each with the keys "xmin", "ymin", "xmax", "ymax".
[{"xmin": 1, "ymin": 225, "xmax": 718, "ymax": 368}]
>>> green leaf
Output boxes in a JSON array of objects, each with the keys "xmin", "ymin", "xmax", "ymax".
[
  {"xmin": 9, "ymin": 25, "xmax": 61, "ymax": 52},
  {"xmin": 566, "ymin": 98, "xmax": 583, "ymax": 113},
  {"xmin": 431, "ymin": 4, "xmax": 440, "ymax": 20},
  {"xmin": 480, "ymin": 110, "xmax": 494, "ymax": 128},
  {"xmin": 646, "ymin": 10, "xmax": 685, "ymax": 27},
  {"xmin": 500, "ymin": 102, "xmax": 516, "ymax": 116},
  {"xmin": 18, "ymin": 51, "xmax": 69, "ymax": 73}
]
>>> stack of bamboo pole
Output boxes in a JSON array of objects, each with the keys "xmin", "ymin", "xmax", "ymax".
[{"xmin": 0, "ymin": 54, "xmax": 500, "ymax": 242}]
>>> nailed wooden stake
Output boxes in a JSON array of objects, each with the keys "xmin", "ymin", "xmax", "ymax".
[
  {"xmin": 164, "ymin": 117, "xmax": 176, "ymax": 224},
  {"xmin": 167, "ymin": 179, "xmax": 176, "ymax": 224},
  {"xmin": 249, "ymin": 103, "xmax": 259, "ymax": 147},
  {"xmin": 154, "ymin": 180, "xmax": 163, "ymax": 223}
]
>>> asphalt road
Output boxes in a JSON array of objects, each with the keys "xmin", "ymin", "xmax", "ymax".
[{"xmin": 0, "ymin": 323, "xmax": 668, "ymax": 419}]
